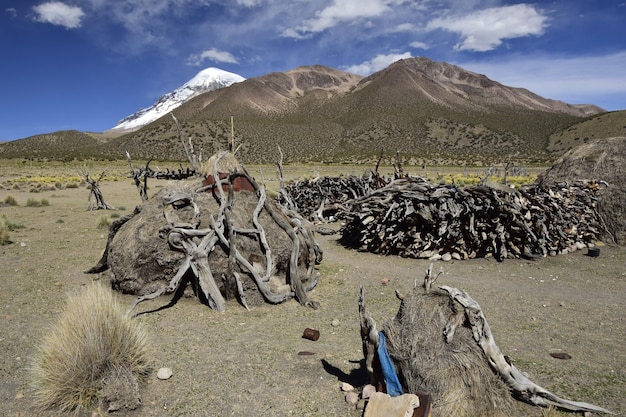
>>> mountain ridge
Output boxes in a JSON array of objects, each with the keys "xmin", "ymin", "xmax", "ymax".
[{"xmin": 0, "ymin": 57, "xmax": 615, "ymax": 165}]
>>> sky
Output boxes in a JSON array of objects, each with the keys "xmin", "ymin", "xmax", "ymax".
[{"xmin": 1, "ymin": 0, "xmax": 625, "ymax": 142}]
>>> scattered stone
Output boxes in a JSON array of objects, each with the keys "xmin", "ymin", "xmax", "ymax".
[
  {"xmin": 297, "ymin": 351, "xmax": 315, "ymax": 356},
  {"xmin": 345, "ymin": 391, "xmax": 359, "ymax": 405},
  {"xmin": 441, "ymin": 253, "xmax": 452, "ymax": 262},
  {"xmin": 107, "ymin": 401, "xmax": 121, "ymax": 412},
  {"xmin": 331, "ymin": 318, "xmax": 340, "ymax": 327},
  {"xmin": 341, "ymin": 382, "xmax": 355, "ymax": 392},
  {"xmin": 356, "ymin": 398, "xmax": 367, "ymax": 410},
  {"xmin": 362, "ymin": 384, "xmax": 376, "ymax": 399},
  {"xmin": 363, "ymin": 392, "xmax": 420, "ymax": 417},
  {"xmin": 157, "ymin": 367, "xmax": 173, "ymax": 380},
  {"xmin": 14, "ymin": 392, "xmax": 24, "ymax": 400}
]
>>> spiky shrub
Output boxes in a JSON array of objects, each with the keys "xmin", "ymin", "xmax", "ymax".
[{"xmin": 30, "ymin": 283, "xmax": 152, "ymax": 413}]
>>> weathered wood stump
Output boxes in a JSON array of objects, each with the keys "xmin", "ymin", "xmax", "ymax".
[{"xmin": 358, "ymin": 267, "xmax": 613, "ymax": 416}]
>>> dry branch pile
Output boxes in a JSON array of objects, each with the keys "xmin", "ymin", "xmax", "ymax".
[
  {"xmin": 340, "ymin": 177, "xmax": 605, "ymax": 261},
  {"xmin": 276, "ymin": 174, "xmax": 373, "ymax": 222},
  {"xmin": 88, "ymin": 151, "xmax": 323, "ymax": 312}
]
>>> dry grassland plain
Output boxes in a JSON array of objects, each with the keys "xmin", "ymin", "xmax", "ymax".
[{"xmin": 0, "ymin": 159, "xmax": 624, "ymax": 417}]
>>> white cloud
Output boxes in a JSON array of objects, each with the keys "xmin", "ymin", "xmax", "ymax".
[
  {"xmin": 285, "ymin": 0, "xmax": 394, "ymax": 38},
  {"xmin": 343, "ymin": 52, "xmax": 412, "ymax": 75},
  {"xmin": 426, "ymin": 4, "xmax": 548, "ymax": 52},
  {"xmin": 409, "ymin": 41, "xmax": 430, "ymax": 50},
  {"xmin": 5, "ymin": 7, "xmax": 17, "ymax": 18},
  {"xmin": 32, "ymin": 1, "xmax": 85, "ymax": 29},
  {"xmin": 236, "ymin": 0, "xmax": 262, "ymax": 6},
  {"xmin": 391, "ymin": 23, "xmax": 415, "ymax": 33},
  {"xmin": 457, "ymin": 52, "xmax": 626, "ymax": 109},
  {"xmin": 187, "ymin": 48, "xmax": 239, "ymax": 66}
]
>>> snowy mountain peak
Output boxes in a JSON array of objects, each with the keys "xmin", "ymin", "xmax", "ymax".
[{"xmin": 112, "ymin": 68, "xmax": 245, "ymax": 131}]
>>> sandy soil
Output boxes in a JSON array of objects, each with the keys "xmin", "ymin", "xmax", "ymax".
[{"xmin": 0, "ymin": 178, "xmax": 624, "ymax": 417}]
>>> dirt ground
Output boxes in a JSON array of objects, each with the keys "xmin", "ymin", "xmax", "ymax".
[{"xmin": 0, "ymin": 175, "xmax": 624, "ymax": 417}]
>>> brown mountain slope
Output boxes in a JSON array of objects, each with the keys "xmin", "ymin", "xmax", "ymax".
[
  {"xmin": 108, "ymin": 58, "xmax": 598, "ymax": 164},
  {"xmin": 355, "ymin": 58, "xmax": 601, "ymax": 116},
  {"xmin": 177, "ymin": 65, "xmax": 363, "ymax": 119},
  {"xmin": 1, "ymin": 58, "xmax": 610, "ymax": 164}
]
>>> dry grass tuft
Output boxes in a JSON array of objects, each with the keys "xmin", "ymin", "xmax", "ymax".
[
  {"xmin": 30, "ymin": 283, "xmax": 152, "ymax": 414},
  {"xmin": 0, "ymin": 215, "xmax": 12, "ymax": 245},
  {"xmin": 3, "ymin": 195, "xmax": 18, "ymax": 206},
  {"xmin": 97, "ymin": 215, "xmax": 111, "ymax": 229}
]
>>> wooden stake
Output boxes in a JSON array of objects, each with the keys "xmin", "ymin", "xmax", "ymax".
[{"xmin": 230, "ymin": 116, "xmax": 234, "ymax": 152}]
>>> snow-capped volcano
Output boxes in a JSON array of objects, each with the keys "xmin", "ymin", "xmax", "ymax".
[{"xmin": 111, "ymin": 67, "xmax": 245, "ymax": 131}]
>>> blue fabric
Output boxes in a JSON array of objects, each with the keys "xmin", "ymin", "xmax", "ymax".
[{"xmin": 377, "ymin": 331, "xmax": 404, "ymax": 396}]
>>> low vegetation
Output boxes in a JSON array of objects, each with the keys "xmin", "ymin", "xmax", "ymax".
[
  {"xmin": 97, "ymin": 215, "xmax": 111, "ymax": 228},
  {"xmin": 2, "ymin": 195, "xmax": 18, "ymax": 206},
  {"xmin": 25, "ymin": 198, "xmax": 49, "ymax": 207},
  {"xmin": 0, "ymin": 214, "xmax": 23, "ymax": 245},
  {"xmin": 30, "ymin": 283, "xmax": 152, "ymax": 413}
]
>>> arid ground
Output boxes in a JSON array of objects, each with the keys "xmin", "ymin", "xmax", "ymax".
[{"xmin": 0, "ymin": 163, "xmax": 624, "ymax": 416}]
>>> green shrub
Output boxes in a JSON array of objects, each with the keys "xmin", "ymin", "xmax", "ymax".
[
  {"xmin": 25, "ymin": 198, "xmax": 49, "ymax": 207},
  {"xmin": 3, "ymin": 195, "xmax": 18, "ymax": 206},
  {"xmin": 30, "ymin": 283, "xmax": 152, "ymax": 413}
]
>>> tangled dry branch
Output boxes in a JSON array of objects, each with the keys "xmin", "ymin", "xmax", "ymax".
[{"xmin": 88, "ymin": 151, "xmax": 323, "ymax": 313}]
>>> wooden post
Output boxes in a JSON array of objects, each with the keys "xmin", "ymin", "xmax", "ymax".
[{"xmin": 229, "ymin": 116, "xmax": 234, "ymax": 152}]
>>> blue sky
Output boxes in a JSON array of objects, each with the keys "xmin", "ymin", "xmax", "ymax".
[{"xmin": 1, "ymin": 0, "xmax": 625, "ymax": 142}]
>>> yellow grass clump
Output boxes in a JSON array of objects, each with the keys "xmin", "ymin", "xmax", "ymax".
[
  {"xmin": 431, "ymin": 173, "xmax": 537, "ymax": 187},
  {"xmin": 30, "ymin": 283, "xmax": 152, "ymax": 414}
]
